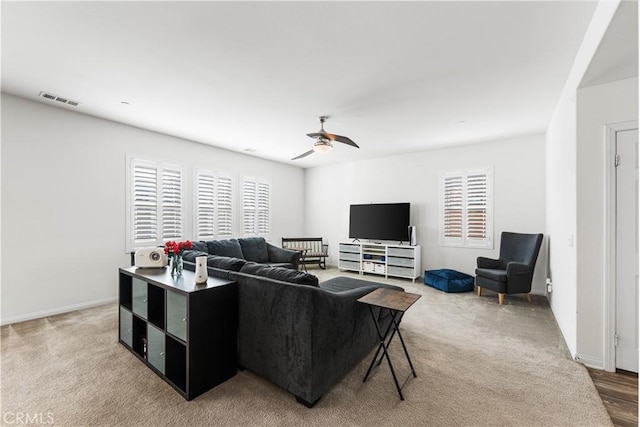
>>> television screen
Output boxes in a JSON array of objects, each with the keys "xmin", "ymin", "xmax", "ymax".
[{"xmin": 349, "ymin": 203, "xmax": 410, "ymax": 242}]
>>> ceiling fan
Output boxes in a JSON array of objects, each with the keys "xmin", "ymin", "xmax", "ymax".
[{"xmin": 291, "ymin": 116, "xmax": 359, "ymax": 160}]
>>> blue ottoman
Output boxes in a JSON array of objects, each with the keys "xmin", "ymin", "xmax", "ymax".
[{"xmin": 424, "ymin": 269, "xmax": 474, "ymax": 293}]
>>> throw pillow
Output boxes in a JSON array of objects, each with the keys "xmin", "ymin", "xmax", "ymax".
[
  {"xmin": 207, "ymin": 255, "xmax": 246, "ymax": 272},
  {"xmin": 182, "ymin": 250, "xmax": 209, "ymax": 263},
  {"xmin": 240, "ymin": 263, "xmax": 319, "ymax": 287},
  {"xmin": 206, "ymin": 239, "xmax": 244, "ymax": 259},
  {"xmin": 190, "ymin": 240, "xmax": 208, "ymax": 253},
  {"xmin": 238, "ymin": 237, "xmax": 269, "ymax": 263}
]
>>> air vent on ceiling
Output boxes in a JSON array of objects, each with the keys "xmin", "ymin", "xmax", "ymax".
[{"xmin": 39, "ymin": 91, "xmax": 80, "ymax": 107}]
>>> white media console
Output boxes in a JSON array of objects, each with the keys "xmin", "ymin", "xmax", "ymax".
[{"xmin": 338, "ymin": 242, "xmax": 421, "ymax": 282}]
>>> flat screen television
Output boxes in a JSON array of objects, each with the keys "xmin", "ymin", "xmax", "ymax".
[{"xmin": 349, "ymin": 203, "xmax": 410, "ymax": 242}]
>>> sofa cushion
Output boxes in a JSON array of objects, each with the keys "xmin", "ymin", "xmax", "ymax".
[
  {"xmin": 190, "ymin": 240, "xmax": 208, "ymax": 253},
  {"xmin": 182, "ymin": 250, "xmax": 209, "ymax": 263},
  {"xmin": 240, "ymin": 262, "xmax": 319, "ymax": 287},
  {"xmin": 238, "ymin": 237, "xmax": 269, "ymax": 263},
  {"xmin": 319, "ymin": 276, "xmax": 404, "ymax": 293},
  {"xmin": 263, "ymin": 262, "xmax": 295, "ymax": 269},
  {"xmin": 207, "ymin": 255, "xmax": 246, "ymax": 272},
  {"xmin": 207, "ymin": 239, "xmax": 244, "ymax": 259},
  {"xmin": 475, "ymin": 268, "xmax": 507, "ymax": 283}
]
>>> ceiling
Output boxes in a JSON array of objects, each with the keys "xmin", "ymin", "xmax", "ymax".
[
  {"xmin": 580, "ymin": 0, "xmax": 638, "ymax": 88},
  {"xmin": 2, "ymin": 1, "xmax": 602, "ymax": 168}
]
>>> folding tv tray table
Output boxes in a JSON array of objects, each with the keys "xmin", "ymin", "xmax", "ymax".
[{"xmin": 357, "ymin": 287, "xmax": 421, "ymax": 400}]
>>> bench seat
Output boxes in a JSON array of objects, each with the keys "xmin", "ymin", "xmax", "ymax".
[{"xmin": 282, "ymin": 237, "xmax": 328, "ymax": 270}]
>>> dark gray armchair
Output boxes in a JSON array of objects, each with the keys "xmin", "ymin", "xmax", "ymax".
[{"xmin": 475, "ymin": 232, "xmax": 543, "ymax": 304}]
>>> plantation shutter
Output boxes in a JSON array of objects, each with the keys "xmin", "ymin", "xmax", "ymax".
[
  {"xmin": 195, "ymin": 170, "xmax": 216, "ymax": 240},
  {"xmin": 242, "ymin": 179, "xmax": 257, "ymax": 236},
  {"xmin": 257, "ymin": 182, "xmax": 270, "ymax": 237},
  {"xmin": 242, "ymin": 178, "xmax": 270, "ymax": 238},
  {"xmin": 440, "ymin": 168, "xmax": 492, "ymax": 248},
  {"xmin": 132, "ymin": 163, "xmax": 158, "ymax": 246},
  {"xmin": 442, "ymin": 174, "xmax": 464, "ymax": 242},
  {"xmin": 217, "ymin": 174, "xmax": 233, "ymax": 239},
  {"xmin": 160, "ymin": 167, "xmax": 183, "ymax": 240},
  {"xmin": 129, "ymin": 159, "xmax": 183, "ymax": 250},
  {"xmin": 466, "ymin": 171, "xmax": 488, "ymax": 241}
]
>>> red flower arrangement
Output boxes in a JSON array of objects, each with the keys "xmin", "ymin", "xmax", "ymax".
[
  {"xmin": 163, "ymin": 240, "xmax": 192, "ymax": 257},
  {"xmin": 164, "ymin": 240, "xmax": 192, "ymax": 277}
]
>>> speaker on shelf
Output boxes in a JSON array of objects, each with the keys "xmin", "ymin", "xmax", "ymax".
[
  {"xmin": 408, "ymin": 225, "xmax": 417, "ymax": 246},
  {"xmin": 134, "ymin": 247, "xmax": 167, "ymax": 268}
]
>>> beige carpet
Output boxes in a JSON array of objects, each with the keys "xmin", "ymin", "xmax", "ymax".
[{"xmin": 1, "ymin": 268, "xmax": 612, "ymax": 426}]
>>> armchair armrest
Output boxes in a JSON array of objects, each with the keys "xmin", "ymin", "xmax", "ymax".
[
  {"xmin": 477, "ymin": 256, "xmax": 502, "ymax": 269},
  {"xmin": 266, "ymin": 242, "xmax": 300, "ymax": 269},
  {"xmin": 506, "ymin": 262, "xmax": 532, "ymax": 276},
  {"xmin": 505, "ymin": 261, "xmax": 535, "ymax": 294}
]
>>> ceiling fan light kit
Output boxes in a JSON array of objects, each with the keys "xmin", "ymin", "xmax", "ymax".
[
  {"xmin": 313, "ymin": 140, "xmax": 333, "ymax": 154},
  {"xmin": 292, "ymin": 116, "xmax": 359, "ymax": 160}
]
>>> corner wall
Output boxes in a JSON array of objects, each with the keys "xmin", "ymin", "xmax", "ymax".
[
  {"xmin": 1, "ymin": 94, "xmax": 305, "ymax": 324},
  {"xmin": 304, "ymin": 134, "xmax": 547, "ymax": 294}
]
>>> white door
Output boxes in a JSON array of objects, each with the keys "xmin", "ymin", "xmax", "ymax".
[{"xmin": 615, "ymin": 128, "xmax": 639, "ymax": 372}]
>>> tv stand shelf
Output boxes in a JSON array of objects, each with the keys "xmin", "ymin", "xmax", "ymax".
[{"xmin": 339, "ymin": 242, "xmax": 421, "ymax": 282}]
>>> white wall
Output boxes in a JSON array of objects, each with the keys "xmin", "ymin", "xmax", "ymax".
[
  {"xmin": 305, "ymin": 134, "xmax": 547, "ymax": 294},
  {"xmin": 545, "ymin": 92, "xmax": 579, "ymax": 356},
  {"xmin": 575, "ymin": 76, "xmax": 638, "ymax": 367},
  {"xmin": 1, "ymin": 94, "xmax": 305, "ymax": 324},
  {"xmin": 544, "ymin": 0, "xmax": 620, "ymax": 358}
]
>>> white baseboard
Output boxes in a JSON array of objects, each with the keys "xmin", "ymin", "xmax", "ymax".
[
  {"xmin": 1, "ymin": 297, "xmax": 117, "ymax": 326},
  {"xmin": 574, "ymin": 354, "xmax": 603, "ymax": 369}
]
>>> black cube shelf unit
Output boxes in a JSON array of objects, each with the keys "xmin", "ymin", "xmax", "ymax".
[{"xmin": 118, "ymin": 266, "xmax": 237, "ymax": 400}]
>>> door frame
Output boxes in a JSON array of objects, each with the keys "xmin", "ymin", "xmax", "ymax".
[{"xmin": 604, "ymin": 120, "xmax": 638, "ymax": 372}]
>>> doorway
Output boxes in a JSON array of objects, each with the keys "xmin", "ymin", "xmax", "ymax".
[
  {"xmin": 606, "ymin": 122, "xmax": 639, "ymax": 373},
  {"xmin": 615, "ymin": 128, "xmax": 638, "ymax": 372}
]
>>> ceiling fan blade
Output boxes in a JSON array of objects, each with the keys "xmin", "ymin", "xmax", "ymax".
[
  {"xmin": 306, "ymin": 132, "xmax": 359, "ymax": 148},
  {"xmin": 291, "ymin": 149, "xmax": 315, "ymax": 160},
  {"xmin": 306, "ymin": 132, "xmax": 328, "ymax": 139},
  {"xmin": 330, "ymin": 134, "xmax": 359, "ymax": 148}
]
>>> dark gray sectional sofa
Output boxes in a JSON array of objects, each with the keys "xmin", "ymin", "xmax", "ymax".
[
  {"xmin": 186, "ymin": 236, "xmax": 300, "ymax": 270},
  {"xmin": 182, "ymin": 238, "xmax": 403, "ymax": 407}
]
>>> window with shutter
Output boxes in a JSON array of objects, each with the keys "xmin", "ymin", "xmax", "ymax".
[
  {"xmin": 242, "ymin": 179, "xmax": 257, "ymax": 236},
  {"xmin": 257, "ymin": 181, "xmax": 270, "ymax": 236},
  {"xmin": 217, "ymin": 174, "xmax": 234, "ymax": 239},
  {"xmin": 466, "ymin": 171, "xmax": 488, "ymax": 243},
  {"xmin": 442, "ymin": 174, "xmax": 463, "ymax": 244},
  {"xmin": 195, "ymin": 170, "xmax": 235, "ymax": 240},
  {"xmin": 161, "ymin": 168, "xmax": 183, "ymax": 240},
  {"xmin": 242, "ymin": 177, "xmax": 270, "ymax": 238},
  {"xmin": 132, "ymin": 162, "xmax": 158, "ymax": 246},
  {"xmin": 127, "ymin": 158, "xmax": 183, "ymax": 251},
  {"xmin": 195, "ymin": 170, "xmax": 216, "ymax": 240},
  {"xmin": 439, "ymin": 168, "xmax": 492, "ymax": 248}
]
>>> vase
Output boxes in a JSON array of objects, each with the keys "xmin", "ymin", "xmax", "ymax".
[{"xmin": 171, "ymin": 255, "xmax": 183, "ymax": 277}]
